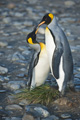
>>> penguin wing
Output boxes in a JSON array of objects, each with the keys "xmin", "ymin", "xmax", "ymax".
[
  {"xmin": 27, "ymin": 52, "xmax": 39, "ymax": 87},
  {"xmin": 52, "ymin": 41, "xmax": 63, "ymax": 79}
]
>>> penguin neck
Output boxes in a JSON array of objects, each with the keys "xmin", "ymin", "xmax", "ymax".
[{"xmin": 48, "ymin": 16, "xmax": 58, "ymax": 28}]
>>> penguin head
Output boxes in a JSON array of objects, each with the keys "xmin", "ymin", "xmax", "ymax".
[
  {"xmin": 26, "ymin": 29, "xmax": 40, "ymax": 51},
  {"xmin": 38, "ymin": 13, "xmax": 54, "ymax": 26}
]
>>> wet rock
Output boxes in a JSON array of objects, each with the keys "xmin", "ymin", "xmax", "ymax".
[
  {"xmin": 11, "ymin": 117, "xmax": 22, "ymax": 120},
  {"xmin": 17, "ymin": 73, "xmax": 25, "ymax": 78},
  {"xmin": 0, "ymin": 76, "xmax": 4, "ymax": 82},
  {"xmin": 18, "ymin": 46, "xmax": 27, "ymax": 51},
  {"xmin": 0, "ymin": 90, "xmax": 6, "ymax": 93},
  {"xmin": 5, "ymin": 104, "xmax": 22, "ymax": 110},
  {"xmin": 19, "ymin": 99, "xmax": 29, "ymax": 106},
  {"xmin": 0, "ymin": 66, "xmax": 8, "ymax": 75},
  {"xmin": 61, "ymin": 113, "xmax": 71, "ymax": 119},
  {"xmin": 22, "ymin": 113, "xmax": 35, "ymax": 120},
  {"xmin": 23, "ymin": 21, "xmax": 33, "ymax": 26},
  {"xmin": 0, "ymin": 106, "xmax": 2, "ymax": 109},
  {"xmin": 42, "ymin": 115, "xmax": 59, "ymax": 120},
  {"xmin": 75, "ymin": 74, "xmax": 80, "ymax": 78},
  {"xmin": 3, "ymin": 17, "xmax": 11, "ymax": 24},
  {"xmin": 12, "ymin": 52, "xmax": 25, "ymax": 61},
  {"xmin": 7, "ymin": 3, "xmax": 16, "ymax": 9},
  {"xmin": 74, "ymin": 78, "xmax": 80, "ymax": 85},
  {"xmin": 34, "ymin": 107, "xmax": 50, "ymax": 117},
  {"xmin": 54, "ymin": 97, "xmax": 73, "ymax": 106},
  {"xmin": 64, "ymin": 1, "xmax": 75, "ymax": 7},
  {"xmin": 7, "ymin": 95, "xmax": 16, "ymax": 104},
  {"xmin": 38, "ymin": 27, "xmax": 45, "ymax": 34},
  {"xmin": 75, "ymin": 86, "xmax": 80, "ymax": 92},
  {"xmin": 0, "ymin": 41, "xmax": 8, "ymax": 47},
  {"xmin": 14, "ymin": 13, "xmax": 24, "ymax": 17},
  {"xmin": 22, "ymin": 50, "xmax": 31, "ymax": 55},
  {"xmin": 4, "ymin": 77, "xmax": 9, "ymax": 81},
  {"xmin": 10, "ymin": 84, "xmax": 20, "ymax": 90}
]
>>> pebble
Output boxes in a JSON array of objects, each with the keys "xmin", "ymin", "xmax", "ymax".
[
  {"xmin": 7, "ymin": 3, "xmax": 16, "ymax": 9},
  {"xmin": 12, "ymin": 52, "xmax": 25, "ymax": 61},
  {"xmin": 18, "ymin": 46, "xmax": 27, "ymax": 51},
  {"xmin": 61, "ymin": 113, "xmax": 71, "ymax": 119},
  {"xmin": 0, "ymin": 90, "xmax": 6, "ymax": 93},
  {"xmin": 22, "ymin": 50, "xmax": 31, "ymax": 55},
  {"xmin": 11, "ymin": 117, "xmax": 22, "ymax": 120},
  {"xmin": 23, "ymin": 21, "xmax": 33, "ymax": 26},
  {"xmin": 75, "ymin": 74, "xmax": 80, "ymax": 78},
  {"xmin": 0, "ymin": 66, "xmax": 8, "ymax": 75},
  {"xmin": 16, "ymin": 73, "xmax": 24, "ymax": 78},
  {"xmin": 74, "ymin": 78, "xmax": 80, "ymax": 85},
  {"xmin": 42, "ymin": 115, "xmax": 59, "ymax": 120},
  {"xmin": 0, "ymin": 106, "xmax": 2, "ymax": 109},
  {"xmin": 10, "ymin": 84, "xmax": 20, "ymax": 90},
  {"xmin": 0, "ymin": 76, "xmax": 4, "ymax": 82},
  {"xmin": 19, "ymin": 99, "xmax": 29, "ymax": 106},
  {"xmin": 3, "ymin": 17, "xmax": 11, "ymax": 24},
  {"xmin": 22, "ymin": 113, "xmax": 35, "ymax": 120},
  {"xmin": 64, "ymin": 1, "xmax": 75, "ymax": 7},
  {"xmin": 7, "ymin": 95, "xmax": 16, "ymax": 104},
  {"xmin": 5, "ymin": 104, "xmax": 22, "ymax": 110},
  {"xmin": 0, "ymin": 42, "xmax": 8, "ymax": 47},
  {"xmin": 4, "ymin": 77, "xmax": 9, "ymax": 81},
  {"xmin": 34, "ymin": 107, "xmax": 50, "ymax": 118}
]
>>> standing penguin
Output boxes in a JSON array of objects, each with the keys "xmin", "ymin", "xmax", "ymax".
[
  {"xmin": 35, "ymin": 13, "xmax": 74, "ymax": 95},
  {"xmin": 26, "ymin": 28, "xmax": 50, "ymax": 89}
]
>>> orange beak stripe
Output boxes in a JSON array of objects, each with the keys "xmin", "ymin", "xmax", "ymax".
[{"xmin": 35, "ymin": 21, "xmax": 45, "ymax": 34}]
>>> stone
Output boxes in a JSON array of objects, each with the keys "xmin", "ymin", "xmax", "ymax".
[
  {"xmin": 38, "ymin": 27, "xmax": 45, "ymax": 34},
  {"xmin": 34, "ymin": 107, "xmax": 50, "ymax": 117},
  {"xmin": 0, "ymin": 66, "xmax": 8, "ymax": 75},
  {"xmin": 61, "ymin": 113, "xmax": 71, "ymax": 119},
  {"xmin": 14, "ymin": 13, "xmax": 24, "ymax": 17},
  {"xmin": 19, "ymin": 99, "xmax": 29, "ymax": 106},
  {"xmin": 0, "ymin": 106, "xmax": 2, "ymax": 109},
  {"xmin": 0, "ymin": 109, "xmax": 9, "ymax": 116},
  {"xmin": 22, "ymin": 50, "xmax": 31, "ymax": 55},
  {"xmin": 5, "ymin": 104, "xmax": 22, "ymax": 110},
  {"xmin": 17, "ymin": 73, "xmax": 24, "ymax": 78},
  {"xmin": 22, "ymin": 113, "xmax": 35, "ymax": 120},
  {"xmin": 0, "ymin": 42, "xmax": 8, "ymax": 47},
  {"xmin": 12, "ymin": 52, "xmax": 25, "ymax": 61},
  {"xmin": 23, "ymin": 21, "xmax": 33, "ymax": 26},
  {"xmin": 4, "ymin": 77, "xmax": 9, "ymax": 81},
  {"xmin": 0, "ymin": 76, "xmax": 4, "ymax": 82},
  {"xmin": 10, "ymin": 84, "xmax": 20, "ymax": 90},
  {"xmin": 11, "ymin": 117, "xmax": 22, "ymax": 120},
  {"xmin": 74, "ymin": 78, "xmax": 80, "ymax": 85},
  {"xmin": 75, "ymin": 74, "xmax": 80, "ymax": 78},
  {"xmin": 7, "ymin": 95, "xmax": 16, "ymax": 103},
  {"xmin": 0, "ymin": 90, "xmax": 6, "ymax": 93},
  {"xmin": 7, "ymin": 3, "xmax": 16, "ymax": 9},
  {"xmin": 42, "ymin": 115, "xmax": 59, "ymax": 120},
  {"xmin": 3, "ymin": 17, "xmax": 11, "ymax": 23},
  {"xmin": 75, "ymin": 86, "xmax": 80, "ymax": 92},
  {"xmin": 18, "ymin": 46, "xmax": 27, "ymax": 51},
  {"xmin": 64, "ymin": 1, "xmax": 75, "ymax": 7}
]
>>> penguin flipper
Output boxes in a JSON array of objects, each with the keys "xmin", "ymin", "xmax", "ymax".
[
  {"xmin": 52, "ymin": 43, "xmax": 63, "ymax": 79},
  {"xmin": 27, "ymin": 52, "xmax": 39, "ymax": 88}
]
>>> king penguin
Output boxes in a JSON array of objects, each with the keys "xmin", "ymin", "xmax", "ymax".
[
  {"xmin": 35, "ymin": 13, "xmax": 74, "ymax": 95},
  {"xmin": 26, "ymin": 28, "xmax": 50, "ymax": 89}
]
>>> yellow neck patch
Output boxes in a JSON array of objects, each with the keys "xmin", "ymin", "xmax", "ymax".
[
  {"xmin": 39, "ymin": 42, "xmax": 45, "ymax": 50},
  {"xmin": 48, "ymin": 13, "xmax": 54, "ymax": 21},
  {"xmin": 28, "ymin": 37, "xmax": 33, "ymax": 44}
]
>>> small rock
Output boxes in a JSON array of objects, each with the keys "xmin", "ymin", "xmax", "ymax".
[
  {"xmin": 3, "ymin": 17, "xmax": 11, "ymax": 23},
  {"xmin": 19, "ymin": 99, "xmax": 29, "ymax": 106},
  {"xmin": 0, "ymin": 76, "xmax": 4, "ymax": 82},
  {"xmin": 7, "ymin": 95, "xmax": 16, "ymax": 103},
  {"xmin": 4, "ymin": 77, "xmax": 9, "ymax": 81},
  {"xmin": 18, "ymin": 46, "xmax": 27, "ymax": 51},
  {"xmin": 61, "ymin": 113, "xmax": 71, "ymax": 119},
  {"xmin": 42, "ymin": 115, "xmax": 59, "ymax": 120},
  {"xmin": 34, "ymin": 107, "xmax": 50, "ymax": 118},
  {"xmin": 12, "ymin": 52, "xmax": 25, "ymax": 61},
  {"xmin": 64, "ymin": 1, "xmax": 75, "ymax": 7},
  {"xmin": 22, "ymin": 113, "xmax": 35, "ymax": 120},
  {"xmin": 0, "ymin": 106, "xmax": 2, "ymax": 109},
  {"xmin": 0, "ymin": 90, "xmax": 6, "ymax": 93},
  {"xmin": 74, "ymin": 78, "xmax": 80, "ymax": 85},
  {"xmin": 10, "ymin": 84, "xmax": 20, "ymax": 90},
  {"xmin": 14, "ymin": 13, "xmax": 24, "ymax": 17},
  {"xmin": 23, "ymin": 21, "xmax": 33, "ymax": 26},
  {"xmin": 0, "ymin": 109, "xmax": 9, "ymax": 116},
  {"xmin": 0, "ymin": 66, "xmax": 8, "ymax": 75},
  {"xmin": 17, "ymin": 73, "xmax": 24, "ymax": 78},
  {"xmin": 5, "ymin": 104, "xmax": 22, "ymax": 110},
  {"xmin": 7, "ymin": 3, "xmax": 16, "ymax": 9},
  {"xmin": 11, "ymin": 117, "xmax": 22, "ymax": 120},
  {"xmin": 0, "ymin": 42, "xmax": 8, "ymax": 47},
  {"xmin": 75, "ymin": 74, "xmax": 80, "ymax": 78},
  {"xmin": 38, "ymin": 27, "xmax": 45, "ymax": 34},
  {"xmin": 22, "ymin": 50, "xmax": 31, "ymax": 55}
]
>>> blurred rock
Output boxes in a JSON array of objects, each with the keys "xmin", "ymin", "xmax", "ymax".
[
  {"xmin": 22, "ymin": 113, "xmax": 35, "ymax": 120},
  {"xmin": 5, "ymin": 104, "xmax": 22, "ymax": 110},
  {"xmin": 64, "ymin": 1, "xmax": 75, "ymax": 7},
  {"xmin": 0, "ymin": 42, "xmax": 8, "ymax": 47},
  {"xmin": 12, "ymin": 52, "xmax": 25, "ymax": 61},
  {"xmin": 7, "ymin": 3, "xmax": 16, "ymax": 9},
  {"xmin": 0, "ymin": 66, "xmax": 8, "ymax": 75},
  {"xmin": 61, "ymin": 113, "xmax": 71, "ymax": 119}
]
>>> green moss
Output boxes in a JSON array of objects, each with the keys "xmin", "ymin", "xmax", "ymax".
[{"xmin": 15, "ymin": 84, "xmax": 59, "ymax": 105}]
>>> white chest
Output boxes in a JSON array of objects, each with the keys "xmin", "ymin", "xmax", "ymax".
[{"xmin": 45, "ymin": 28, "xmax": 55, "ymax": 72}]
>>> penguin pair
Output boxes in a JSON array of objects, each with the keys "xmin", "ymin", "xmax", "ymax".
[
  {"xmin": 26, "ymin": 28, "xmax": 50, "ymax": 89},
  {"xmin": 35, "ymin": 13, "xmax": 74, "ymax": 95}
]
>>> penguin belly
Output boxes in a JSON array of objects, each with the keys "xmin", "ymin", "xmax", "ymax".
[
  {"xmin": 45, "ymin": 27, "xmax": 55, "ymax": 75},
  {"xmin": 56, "ymin": 56, "xmax": 65, "ymax": 92},
  {"xmin": 34, "ymin": 50, "xmax": 50, "ymax": 87}
]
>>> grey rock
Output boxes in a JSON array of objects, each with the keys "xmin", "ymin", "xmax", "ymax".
[
  {"xmin": 74, "ymin": 78, "xmax": 80, "ymax": 85},
  {"xmin": 14, "ymin": 90, "xmax": 22, "ymax": 94},
  {"xmin": 42, "ymin": 115, "xmax": 59, "ymax": 120},
  {"xmin": 12, "ymin": 52, "xmax": 25, "ymax": 61},
  {"xmin": 5, "ymin": 104, "xmax": 22, "ymax": 110},
  {"xmin": 61, "ymin": 113, "xmax": 71, "ymax": 118},
  {"xmin": 19, "ymin": 99, "xmax": 29, "ymax": 106},
  {"xmin": 77, "ymin": 67, "xmax": 80, "ymax": 72},
  {"xmin": 4, "ymin": 77, "xmax": 9, "ymax": 81},
  {"xmin": 75, "ymin": 74, "xmax": 80, "ymax": 78},
  {"xmin": 22, "ymin": 113, "xmax": 35, "ymax": 120},
  {"xmin": 3, "ymin": 17, "xmax": 11, "ymax": 23},
  {"xmin": 0, "ymin": 106, "xmax": 2, "ymax": 109},
  {"xmin": 75, "ymin": 86, "xmax": 80, "ymax": 92},
  {"xmin": 23, "ymin": 21, "xmax": 33, "ymax": 26},
  {"xmin": 11, "ymin": 117, "xmax": 22, "ymax": 120},
  {"xmin": 0, "ymin": 76, "xmax": 4, "ymax": 82},
  {"xmin": 64, "ymin": 119, "xmax": 72, "ymax": 120},
  {"xmin": 22, "ymin": 50, "xmax": 31, "ymax": 55},
  {"xmin": 7, "ymin": 95, "xmax": 16, "ymax": 104},
  {"xmin": 14, "ymin": 13, "xmax": 24, "ymax": 17},
  {"xmin": 18, "ymin": 46, "xmax": 27, "ymax": 51},
  {"xmin": 0, "ymin": 41, "xmax": 8, "ymax": 47},
  {"xmin": 17, "ymin": 73, "xmax": 25, "ymax": 78},
  {"xmin": 34, "ymin": 107, "xmax": 50, "ymax": 118},
  {"xmin": 13, "ymin": 22, "xmax": 22, "ymax": 26},
  {"xmin": 22, "ymin": 29, "xmax": 31, "ymax": 34},
  {"xmin": 10, "ymin": 84, "xmax": 20, "ymax": 90},
  {"xmin": 0, "ymin": 66, "xmax": 8, "ymax": 75},
  {"xmin": 64, "ymin": 1, "xmax": 75, "ymax": 7},
  {"xmin": 0, "ymin": 90, "xmax": 6, "ymax": 93},
  {"xmin": 7, "ymin": 46, "xmax": 13, "ymax": 49}
]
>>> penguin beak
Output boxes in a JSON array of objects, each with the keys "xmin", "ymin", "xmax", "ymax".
[{"xmin": 35, "ymin": 21, "xmax": 45, "ymax": 34}]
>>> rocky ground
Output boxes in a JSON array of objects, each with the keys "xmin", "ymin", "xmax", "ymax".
[{"xmin": 0, "ymin": 0, "xmax": 80, "ymax": 120}]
